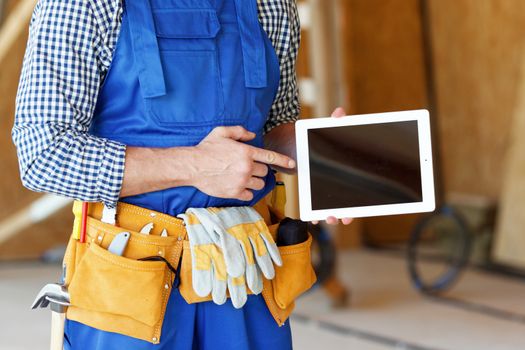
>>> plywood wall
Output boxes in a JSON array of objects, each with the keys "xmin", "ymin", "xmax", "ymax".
[
  {"xmin": 492, "ymin": 57, "xmax": 525, "ymax": 269},
  {"xmin": 345, "ymin": 0, "xmax": 428, "ymax": 114},
  {"xmin": 340, "ymin": 0, "xmax": 428, "ymax": 244},
  {"xmin": 429, "ymin": 0, "xmax": 525, "ymax": 199},
  {"xmin": 429, "ymin": 0, "xmax": 525, "ymax": 265},
  {"xmin": 335, "ymin": 0, "xmax": 525, "ymax": 245},
  {"xmin": 342, "ymin": 0, "xmax": 525, "ymax": 201}
]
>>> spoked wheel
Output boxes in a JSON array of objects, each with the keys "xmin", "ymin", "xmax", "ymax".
[{"xmin": 408, "ymin": 205, "xmax": 472, "ymax": 294}]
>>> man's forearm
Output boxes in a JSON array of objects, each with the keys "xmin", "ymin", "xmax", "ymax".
[
  {"xmin": 120, "ymin": 146, "xmax": 196, "ymax": 198},
  {"xmin": 120, "ymin": 126, "xmax": 296, "ymax": 200}
]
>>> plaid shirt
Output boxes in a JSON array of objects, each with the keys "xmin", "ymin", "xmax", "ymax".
[{"xmin": 12, "ymin": 0, "xmax": 301, "ymax": 207}]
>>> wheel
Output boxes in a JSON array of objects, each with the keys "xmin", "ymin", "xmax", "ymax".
[{"xmin": 407, "ymin": 205, "xmax": 472, "ymax": 294}]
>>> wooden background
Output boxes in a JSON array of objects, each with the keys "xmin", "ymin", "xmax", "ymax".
[
  {"xmin": 1, "ymin": 0, "xmax": 525, "ymax": 266},
  {"xmin": 0, "ymin": 0, "xmax": 72, "ymax": 259}
]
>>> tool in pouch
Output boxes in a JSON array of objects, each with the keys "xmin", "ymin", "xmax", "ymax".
[
  {"xmin": 32, "ymin": 202, "xmax": 169, "ymax": 349},
  {"xmin": 31, "ymin": 201, "xmax": 92, "ymax": 350},
  {"xmin": 30, "ymin": 201, "xmax": 94, "ymax": 350},
  {"xmin": 98, "ymin": 206, "xmax": 175, "ymax": 273}
]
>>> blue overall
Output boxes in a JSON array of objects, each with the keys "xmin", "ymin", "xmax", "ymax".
[{"xmin": 64, "ymin": 0, "xmax": 292, "ymax": 349}]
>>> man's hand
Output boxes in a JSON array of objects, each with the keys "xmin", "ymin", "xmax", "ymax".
[
  {"xmin": 191, "ymin": 126, "xmax": 296, "ymax": 201},
  {"xmin": 312, "ymin": 107, "xmax": 354, "ymax": 226},
  {"xmin": 120, "ymin": 126, "xmax": 295, "ymax": 199}
]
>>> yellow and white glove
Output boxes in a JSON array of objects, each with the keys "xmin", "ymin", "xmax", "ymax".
[{"xmin": 179, "ymin": 206, "xmax": 282, "ymax": 308}]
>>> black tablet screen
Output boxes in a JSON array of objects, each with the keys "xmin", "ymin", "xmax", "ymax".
[{"xmin": 308, "ymin": 121, "xmax": 423, "ymax": 210}]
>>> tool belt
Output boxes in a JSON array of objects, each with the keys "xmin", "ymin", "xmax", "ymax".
[{"xmin": 62, "ymin": 200, "xmax": 316, "ymax": 344}]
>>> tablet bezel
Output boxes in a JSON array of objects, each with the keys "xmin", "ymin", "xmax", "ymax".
[{"xmin": 295, "ymin": 109, "xmax": 435, "ymax": 221}]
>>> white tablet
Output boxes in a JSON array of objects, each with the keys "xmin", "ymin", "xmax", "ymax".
[{"xmin": 295, "ymin": 109, "xmax": 435, "ymax": 221}]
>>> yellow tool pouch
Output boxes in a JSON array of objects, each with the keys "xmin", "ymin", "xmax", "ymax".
[
  {"xmin": 63, "ymin": 202, "xmax": 185, "ymax": 344},
  {"xmin": 62, "ymin": 199, "xmax": 316, "ymax": 344},
  {"xmin": 178, "ymin": 203, "xmax": 317, "ymax": 325}
]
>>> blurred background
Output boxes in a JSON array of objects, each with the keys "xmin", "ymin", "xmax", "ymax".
[{"xmin": 2, "ymin": 0, "xmax": 525, "ymax": 349}]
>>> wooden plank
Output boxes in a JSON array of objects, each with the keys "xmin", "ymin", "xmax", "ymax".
[
  {"xmin": 307, "ymin": 0, "xmax": 345, "ymax": 116},
  {"xmin": 429, "ymin": 0, "xmax": 525, "ymax": 198},
  {"xmin": 341, "ymin": 0, "xmax": 525, "ymax": 245},
  {"xmin": 342, "ymin": 0, "xmax": 427, "ymax": 244},
  {"xmin": 492, "ymin": 54, "xmax": 525, "ymax": 269},
  {"xmin": 0, "ymin": 208, "xmax": 73, "ymax": 260},
  {"xmin": 346, "ymin": 0, "xmax": 428, "ymax": 114}
]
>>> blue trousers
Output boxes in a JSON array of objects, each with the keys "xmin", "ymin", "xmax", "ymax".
[{"xmin": 64, "ymin": 289, "xmax": 292, "ymax": 350}]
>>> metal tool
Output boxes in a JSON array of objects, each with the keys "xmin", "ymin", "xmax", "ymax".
[
  {"xmin": 101, "ymin": 204, "xmax": 117, "ymax": 225},
  {"xmin": 140, "ymin": 223, "xmax": 169, "ymax": 237},
  {"xmin": 140, "ymin": 222, "xmax": 154, "ymax": 235},
  {"xmin": 108, "ymin": 231, "xmax": 130, "ymax": 256},
  {"xmin": 31, "ymin": 283, "xmax": 71, "ymax": 350}
]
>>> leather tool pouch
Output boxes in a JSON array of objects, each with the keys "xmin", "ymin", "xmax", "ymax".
[
  {"xmin": 178, "ymin": 216, "xmax": 317, "ymax": 326},
  {"xmin": 272, "ymin": 234, "xmax": 316, "ymax": 310},
  {"xmin": 62, "ymin": 200, "xmax": 316, "ymax": 343},
  {"xmin": 63, "ymin": 217, "xmax": 183, "ymax": 345}
]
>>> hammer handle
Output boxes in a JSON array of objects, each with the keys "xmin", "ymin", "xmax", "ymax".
[{"xmin": 50, "ymin": 311, "xmax": 65, "ymax": 350}]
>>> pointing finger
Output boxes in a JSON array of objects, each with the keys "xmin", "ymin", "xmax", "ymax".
[{"xmin": 251, "ymin": 148, "xmax": 296, "ymax": 169}]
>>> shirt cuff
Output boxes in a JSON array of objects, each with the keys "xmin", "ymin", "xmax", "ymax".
[{"xmin": 96, "ymin": 139, "xmax": 127, "ymax": 207}]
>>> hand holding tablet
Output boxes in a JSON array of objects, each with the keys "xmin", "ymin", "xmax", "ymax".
[{"xmin": 295, "ymin": 109, "xmax": 436, "ymax": 222}]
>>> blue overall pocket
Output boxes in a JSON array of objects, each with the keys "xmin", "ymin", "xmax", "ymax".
[{"xmin": 144, "ymin": 9, "xmax": 225, "ymax": 127}]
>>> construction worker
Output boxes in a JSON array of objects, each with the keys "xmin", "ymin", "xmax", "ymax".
[{"xmin": 13, "ymin": 0, "xmax": 352, "ymax": 349}]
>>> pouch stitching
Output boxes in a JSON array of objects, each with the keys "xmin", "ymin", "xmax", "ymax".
[
  {"xmin": 89, "ymin": 244, "xmax": 166, "ymax": 271},
  {"xmin": 109, "ymin": 202, "xmax": 185, "ymax": 227},
  {"xmin": 278, "ymin": 236, "xmax": 312, "ymax": 255},
  {"xmin": 85, "ymin": 202, "xmax": 185, "ymax": 232},
  {"xmin": 278, "ymin": 248, "xmax": 309, "ymax": 255},
  {"xmin": 87, "ymin": 222, "xmax": 178, "ymax": 246},
  {"xmin": 152, "ymin": 269, "xmax": 171, "ymax": 342},
  {"xmin": 69, "ymin": 247, "xmax": 168, "ymax": 329},
  {"xmin": 116, "ymin": 205, "xmax": 185, "ymax": 228},
  {"xmin": 152, "ymin": 243, "xmax": 184, "ymax": 342},
  {"xmin": 261, "ymin": 280, "xmax": 289, "ymax": 326},
  {"xmin": 87, "ymin": 224, "xmax": 169, "ymax": 246}
]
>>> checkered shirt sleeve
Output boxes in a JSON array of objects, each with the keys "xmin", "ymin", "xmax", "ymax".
[
  {"xmin": 12, "ymin": 0, "xmax": 301, "ymax": 207},
  {"xmin": 12, "ymin": 0, "xmax": 125, "ymax": 207},
  {"xmin": 259, "ymin": 0, "xmax": 301, "ymax": 133}
]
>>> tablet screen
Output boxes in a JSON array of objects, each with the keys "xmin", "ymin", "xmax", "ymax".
[{"xmin": 308, "ymin": 120, "xmax": 423, "ymax": 210}]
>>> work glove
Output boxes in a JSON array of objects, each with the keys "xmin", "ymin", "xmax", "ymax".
[{"xmin": 179, "ymin": 206, "xmax": 282, "ymax": 308}]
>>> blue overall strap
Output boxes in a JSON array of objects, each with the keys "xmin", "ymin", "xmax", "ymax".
[
  {"xmin": 126, "ymin": 0, "xmax": 166, "ymax": 98},
  {"xmin": 234, "ymin": 0, "xmax": 268, "ymax": 89}
]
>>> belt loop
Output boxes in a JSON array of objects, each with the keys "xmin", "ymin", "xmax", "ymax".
[
  {"xmin": 126, "ymin": 0, "xmax": 167, "ymax": 98},
  {"xmin": 233, "ymin": 0, "xmax": 268, "ymax": 88}
]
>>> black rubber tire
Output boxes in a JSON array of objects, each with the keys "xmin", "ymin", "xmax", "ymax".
[{"xmin": 407, "ymin": 205, "xmax": 472, "ymax": 294}]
